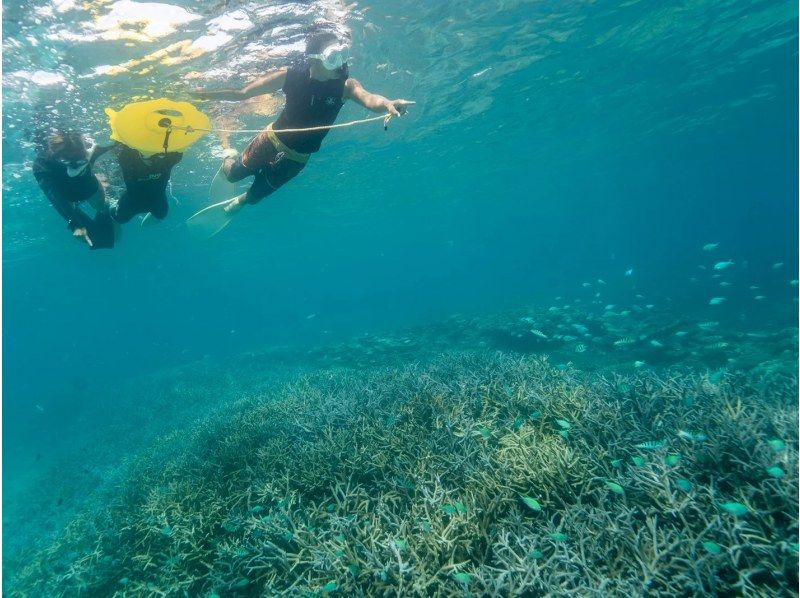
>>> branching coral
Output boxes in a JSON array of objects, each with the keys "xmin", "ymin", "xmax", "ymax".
[{"xmin": 6, "ymin": 352, "xmax": 798, "ymax": 597}]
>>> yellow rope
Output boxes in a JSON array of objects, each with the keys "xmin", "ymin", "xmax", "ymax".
[{"xmin": 171, "ymin": 113, "xmax": 393, "ymax": 135}]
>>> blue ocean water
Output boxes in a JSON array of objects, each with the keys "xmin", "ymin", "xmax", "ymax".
[{"xmin": 2, "ymin": 0, "xmax": 798, "ymax": 594}]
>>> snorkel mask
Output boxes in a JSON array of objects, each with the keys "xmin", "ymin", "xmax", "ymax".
[{"xmin": 308, "ymin": 43, "xmax": 350, "ymax": 71}]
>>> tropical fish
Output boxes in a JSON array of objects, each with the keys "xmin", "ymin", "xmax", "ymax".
[
  {"xmin": 633, "ymin": 360, "xmax": 646, "ymax": 368},
  {"xmin": 394, "ymin": 539, "xmax": 408, "ymax": 550},
  {"xmin": 664, "ymin": 453, "xmax": 681, "ymax": 466},
  {"xmin": 614, "ymin": 337, "xmax": 635, "ymax": 347},
  {"xmin": 675, "ymin": 330, "xmax": 688, "ymax": 337},
  {"xmin": 322, "ymin": 581, "xmax": 338, "ymax": 593},
  {"xmin": 719, "ymin": 281, "xmax": 732, "ymax": 287},
  {"xmin": 677, "ymin": 430, "xmax": 708, "ymax": 442},
  {"xmin": 791, "ymin": 279, "xmax": 798, "ymax": 286},
  {"xmin": 749, "ymin": 285, "xmax": 759, "ymax": 290},
  {"xmin": 708, "ymin": 297, "xmax": 726, "ymax": 306},
  {"xmin": 605, "ymin": 304, "xmax": 616, "ymax": 310},
  {"xmin": 702, "ymin": 541, "xmax": 722, "ymax": 555},
  {"xmin": 719, "ymin": 502, "xmax": 749, "ymax": 516},
  {"xmin": 676, "ymin": 479, "xmax": 693, "ymax": 492},
  {"xmin": 772, "ymin": 262, "xmax": 784, "ymax": 269},
  {"xmin": 582, "ymin": 282, "xmax": 591, "ymax": 287},
  {"xmin": 520, "ymin": 495, "xmax": 542, "ymax": 512},
  {"xmin": 714, "ymin": 260, "xmax": 734, "ymax": 270},
  {"xmin": 548, "ymin": 533, "xmax": 568, "ymax": 542},
  {"xmin": 650, "ymin": 340, "xmax": 664, "ymax": 348},
  {"xmin": 698, "ymin": 321, "xmax": 719, "ymax": 329},
  {"xmin": 703, "ymin": 243, "xmax": 719, "ymax": 251},
  {"xmin": 527, "ymin": 549, "xmax": 544, "ymax": 559},
  {"xmin": 631, "ymin": 456, "xmax": 645, "ymax": 467},
  {"xmin": 611, "ymin": 459, "xmax": 622, "ymax": 467},
  {"xmin": 768, "ymin": 438, "xmax": 786, "ymax": 452},
  {"xmin": 597, "ymin": 279, "xmax": 607, "ymax": 285},
  {"xmin": 625, "ymin": 268, "xmax": 634, "ymax": 276},
  {"xmin": 572, "ymin": 324, "xmax": 589, "ymax": 334},
  {"xmin": 766, "ymin": 466, "xmax": 785, "ymax": 479},
  {"xmin": 574, "ymin": 344, "xmax": 587, "ymax": 353},
  {"xmin": 530, "ymin": 329, "xmax": 548, "ymax": 339},
  {"xmin": 636, "ymin": 440, "xmax": 666, "ymax": 450},
  {"xmin": 754, "ymin": 295, "xmax": 766, "ymax": 301},
  {"xmin": 453, "ymin": 572, "xmax": 471, "ymax": 584},
  {"xmin": 604, "ymin": 480, "xmax": 624, "ymax": 495},
  {"xmin": 707, "ymin": 342, "xmax": 729, "ymax": 349},
  {"xmin": 557, "ymin": 430, "xmax": 569, "ymax": 439},
  {"xmin": 555, "ymin": 419, "xmax": 571, "ymax": 430}
]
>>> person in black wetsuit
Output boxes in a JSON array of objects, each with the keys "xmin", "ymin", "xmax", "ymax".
[
  {"xmin": 32, "ymin": 129, "xmax": 116, "ymax": 249},
  {"xmin": 192, "ymin": 32, "xmax": 414, "ymax": 214},
  {"xmin": 96, "ymin": 143, "xmax": 183, "ymax": 224}
]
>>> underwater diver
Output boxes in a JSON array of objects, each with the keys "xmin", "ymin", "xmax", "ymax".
[
  {"xmin": 94, "ymin": 142, "xmax": 184, "ymax": 224},
  {"xmin": 191, "ymin": 32, "xmax": 414, "ymax": 215},
  {"xmin": 32, "ymin": 129, "xmax": 116, "ymax": 249}
]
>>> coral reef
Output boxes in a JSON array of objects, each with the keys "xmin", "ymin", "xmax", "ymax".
[{"xmin": 7, "ymin": 351, "xmax": 797, "ymax": 596}]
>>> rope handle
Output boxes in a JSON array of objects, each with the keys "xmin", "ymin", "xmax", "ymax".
[{"xmin": 171, "ymin": 113, "xmax": 394, "ymax": 136}]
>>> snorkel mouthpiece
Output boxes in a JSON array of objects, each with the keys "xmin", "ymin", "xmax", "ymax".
[{"xmin": 65, "ymin": 160, "xmax": 89, "ymax": 177}]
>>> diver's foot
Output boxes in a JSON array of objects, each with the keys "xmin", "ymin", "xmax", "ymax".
[
  {"xmin": 221, "ymin": 148, "xmax": 239, "ymax": 175},
  {"xmin": 223, "ymin": 194, "xmax": 246, "ymax": 215}
]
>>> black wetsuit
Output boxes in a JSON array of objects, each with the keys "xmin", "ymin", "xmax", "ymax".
[
  {"xmin": 111, "ymin": 145, "xmax": 183, "ymax": 223},
  {"xmin": 33, "ymin": 153, "xmax": 115, "ymax": 249},
  {"xmin": 226, "ymin": 62, "xmax": 349, "ymax": 203}
]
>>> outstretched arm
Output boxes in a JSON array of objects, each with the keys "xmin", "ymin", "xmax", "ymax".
[
  {"xmin": 344, "ymin": 78, "xmax": 415, "ymax": 116},
  {"xmin": 192, "ymin": 69, "xmax": 288, "ymax": 101}
]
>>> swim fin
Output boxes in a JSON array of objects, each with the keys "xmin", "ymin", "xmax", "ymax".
[
  {"xmin": 209, "ymin": 155, "xmax": 236, "ymax": 202},
  {"xmin": 186, "ymin": 194, "xmax": 244, "ymax": 238}
]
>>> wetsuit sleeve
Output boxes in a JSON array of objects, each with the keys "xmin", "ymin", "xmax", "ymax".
[
  {"xmin": 89, "ymin": 142, "xmax": 120, "ymax": 165},
  {"xmin": 35, "ymin": 172, "xmax": 94, "ymax": 232},
  {"xmin": 167, "ymin": 152, "xmax": 183, "ymax": 169}
]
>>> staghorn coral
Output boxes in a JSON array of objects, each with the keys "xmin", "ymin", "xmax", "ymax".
[{"xmin": 6, "ymin": 352, "xmax": 798, "ymax": 597}]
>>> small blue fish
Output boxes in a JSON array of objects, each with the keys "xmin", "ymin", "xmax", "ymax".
[
  {"xmin": 636, "ymin": 440, "xmax": 666, "ymax": 450},
  {"xmin": 625, "ymin": 268, "xmax": 634, "ymax": 276},
  {"xmin": 677, "ymin": 430, "xmax": 707, "ymax": 442},
  {"xmin": 714, "ymin": 260, "xmax": 734, "ymax": 270},
  {"xmin": 719, "ymin": 502, "xmax": 749, "ymax": 517},
  {"xmin": 703, "ymin": 243, "xmax": 719, "ymax": 251},
  {"xmin": 768, "ymin": 438, "xmax": 786, "ymax": 452},
  {"xmin": 766, "ymin": 466, "xmax": 785, "ymax": 479},
  {"xmin": 708, "ymin": 297, "xmax": 726, "ymax": 306}
]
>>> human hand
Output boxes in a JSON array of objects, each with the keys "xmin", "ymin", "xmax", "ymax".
[
  {"xmin": 383, "ymin": 99, "xmax": 415, "ymax": 117},
  {"xmin": 73, "ymin": 227, "xmax": 93, "ymax": 247}
]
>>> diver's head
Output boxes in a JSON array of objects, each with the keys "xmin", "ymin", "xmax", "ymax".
[
  {"xmin": 47, "ymin": 131, "xmax": 90, "ymax": 176},
  {"xmin": 305, "ymin": 32, "xmax": 350, "ymax": 76}
]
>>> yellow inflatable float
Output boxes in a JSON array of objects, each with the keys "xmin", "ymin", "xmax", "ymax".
[{"xmin": 105, "ymin": 98, "xmax": 210, "ymax": 154}]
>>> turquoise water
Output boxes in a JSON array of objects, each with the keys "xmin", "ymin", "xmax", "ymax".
[{"xmin": 2, "ymin": 0, "xmax": 798, "ymax": 595}]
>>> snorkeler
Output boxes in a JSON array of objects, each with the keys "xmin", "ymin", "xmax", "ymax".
[
  {"xmin": 32, "ymin": 129, "xmax": 116, "ymax": 249},
  {"xmin": 191, "ymin": 32, "xmax": 414, "ymax": 215},
  {"xmin": 94, "ymin": 142, "xmax": 183, "ymax": 224}
]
